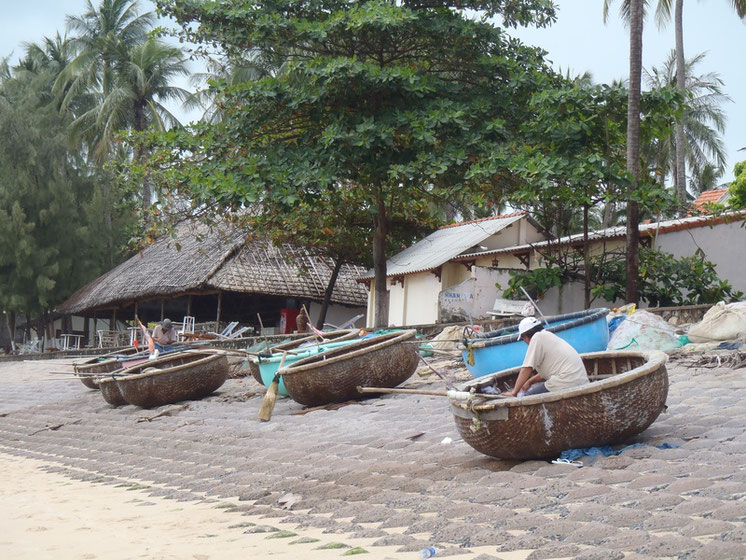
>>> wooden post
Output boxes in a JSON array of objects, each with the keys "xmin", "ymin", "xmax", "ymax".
[
  {"xmin": 160, "ymin": 299, "xmax": 165, "ymax": 321},
  {"xmin": 216, "ymin": 292, "xmax": 222, "ymax": 332},
  {"xmin": 112, "ymin": 308, "xmax": 117, "ymax": 331},
  {"xmin": 93, "ymin": 311, "xmax": 98, "ymax": 348},
  {"xmin": 134, "ymin": 302, "xmax": 138, "ymax": 323},
  {"xmin": 187, "ymin": 294, "xmax": 192, "ymax": 316},
  {"xmin": 83, "ymin": 313, "xmax": 90, "ymax": 348}
]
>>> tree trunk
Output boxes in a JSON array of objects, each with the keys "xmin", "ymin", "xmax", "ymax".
[
  {"xmin": 135, "ymin": 102, "xmax": 152, "ymax": 209},
  {"xmin": 317, "ymin": 259, "xmax": 343, "ymax": 329},
  {"xmin": 103, "ymin": 177, "xmax": 114, "ymax": 267},
  {"xmin": 5, "ymin": 311, "xmax": 16, "ymax": 353},
  {"xmin": 583, "ymin": 201, "xmax": 590, "ymax": 309},
  {"xmin": 674, "ymin": 0, "xmax": 687, "ymax": 214},
  {"xmin": 625, "ymin": 0, "xmax": 644, "ymax": 304},
  {"xmin": 373, "ymin": 195, "xmax": 389, "ymax": 328}
]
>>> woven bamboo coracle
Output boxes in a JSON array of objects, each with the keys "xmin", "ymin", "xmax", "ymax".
[
  {"xmin": 279, "ymin": 330, "xmax": 419, "ymax": 406},
  {"xmin": 96, "ymin": 376, "xmax": 129, "ymax": 407},
  {"xmin": 450, "ymin": 351, "xmax": 669, "ymax": 460},
  {"xmin": 75, "ymin": 358, "xmax": 123, "ymax": 389},
  {"xmin": 248, "ymin": 360, "xmax": 263, "ymax": 384},
  {"xmin": 115, "ymin": 351, "xmax": 229, "ymax": 408},
  {"xmin": 251, "ymin": 329, "xmax": 360, "ymax": 386},
  {"xmin": 74, "ymin": 347, "xmax": 140, "ymax": 389}
]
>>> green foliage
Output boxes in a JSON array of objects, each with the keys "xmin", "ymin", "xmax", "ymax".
[
  {"xmin": 590, "ymin": 248, "xmax": 743, "ymax": 307},
  {"xmin": 0, "ymin": 32, "xmax": 138, "ymax": 319},
  {"xmin": 502, "ymin": 266, "xmax": 564, "ymax": 299},
  {"xmin": 139, "ymin": 0, "xmax": 559, "ymax": 324},
  {"xmin": 504, "ymin": 81, "xmax": 680, "ymax": 236},
  {"xmin": 730, "ymin": 160, "xmax": 746, "ymax": 209}
]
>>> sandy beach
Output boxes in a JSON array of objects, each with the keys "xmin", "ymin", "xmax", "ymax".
[
  {"xmin": 2, "ymin": 452, "xmax": 421, "ymax": 560},
  {"xmin": 2, "ymin": 354, "xmax": 746, "ymax": 559}
]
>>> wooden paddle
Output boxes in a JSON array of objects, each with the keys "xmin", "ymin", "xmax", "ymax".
[{"xmin": 257, "ymin": 351, "xmax": 288, "ymax": 422}]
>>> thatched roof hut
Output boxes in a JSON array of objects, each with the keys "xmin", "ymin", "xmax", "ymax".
[{"xmin": 57, "ymin": 223, "xmax": 368, "ymax": 334}]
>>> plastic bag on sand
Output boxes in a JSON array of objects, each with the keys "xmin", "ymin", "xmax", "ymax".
[
  {"xmin": 688, "ymin": 301, "xmax": 746, "ymax": 343},
  {"xmin": 608, "ymin": 309, "xmax": 682, "ymax": 351}
]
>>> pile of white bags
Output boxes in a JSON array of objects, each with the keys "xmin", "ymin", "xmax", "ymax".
[
  {"xmin": 608, "ymin": 309, "xmax": 682, "ymax": 352},
  {"xmin": 688, "ymin": 302, "xmax": 746, "ymax": 343}
]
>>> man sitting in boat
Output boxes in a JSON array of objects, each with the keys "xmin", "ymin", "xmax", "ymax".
[
  {"xmin": 152, "ymin": 319, "xmax": 177, "ymax": 352},
  {"xmin": 501, "ymin": 316, "xmax": 589, "ymax": 397}
]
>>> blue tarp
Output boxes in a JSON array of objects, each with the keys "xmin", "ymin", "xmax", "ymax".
[{"xmin": 559, "ymin": 443, "xmax": 678, "ymax": 463}]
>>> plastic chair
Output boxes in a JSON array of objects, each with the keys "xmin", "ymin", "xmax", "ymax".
[
  {"xmin": 323, "ymin": 313, "xmax": 364, "ymax": 330},
  {"xmin": 178, "ymin": 316, "xmax": 195, "ymax": 341},
  {"xmin": 207, "ymin": 321, "xmax": 239, "ymax": 339}
]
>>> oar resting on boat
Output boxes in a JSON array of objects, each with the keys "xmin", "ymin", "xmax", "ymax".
[{"xmin": 356, "ymin": 386, "xmax": 509, "ymax": 399}]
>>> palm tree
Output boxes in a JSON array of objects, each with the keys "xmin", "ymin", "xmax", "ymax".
[
  {"xmin": 188, "ymin": 49, "xmax": 280, "ymax": 123},
  {"xmin": 57, "ymin": 0, "xmax": 155, "ymax": 162},
  {"xmin": 604, "ymin": 0, "xmax": 645, "ymax": 303},
  {"xmin": 645, "ymin": 50, "xmax": 729, "ymax": 195},
  {"xmin": 654, "ymin": 0, "xmax": 746, "ymax": 211},
  {"xmin": 606, "ymin": 0, "xmax": 746, "ymax": 212}
]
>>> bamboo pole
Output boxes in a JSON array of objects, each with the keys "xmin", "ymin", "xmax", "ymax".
[{"xmin": 357, "ymin": 386, "xmax": 449, "ymax": 397}]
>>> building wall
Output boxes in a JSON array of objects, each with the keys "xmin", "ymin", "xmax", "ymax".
[
  {"xmin": 388, "ymin": 278, "xmax": 406, "ymax": 326},
  {"xmin": 439, "ymin": 267, "xmax": 517, "ymax": 321},
  {"xmin": 654, "ymin": 221, "xmax": 746, "ymax": 294},
  {"xmin": 401, "ymin": 272, "xmax": 442, "ymax": 326},
  {"xmin": 440, "ymin": 262, "xmax": 471, "ymax": 290}
]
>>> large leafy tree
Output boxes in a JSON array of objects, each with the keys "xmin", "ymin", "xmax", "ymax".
[
  {"xmin": 145, "ymin": 0, "xmax": 559, "ymax": 327},
  {"xmin": 0, "ymin": 38, "xmax": 135, "ymax": 345},
  {"xmin": 506, "ymin": 81, "xmax": 677, "ymax": 306}
]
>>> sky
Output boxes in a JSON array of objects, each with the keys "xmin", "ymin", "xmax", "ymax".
[{"xmin": 2, "ymin": 1, "xmax": 745, "ymax": 182}]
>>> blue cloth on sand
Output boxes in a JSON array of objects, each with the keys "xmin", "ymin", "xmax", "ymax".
[{"xmin": 560, "ymin": 443, "xmax": 678, "ymax": 463}]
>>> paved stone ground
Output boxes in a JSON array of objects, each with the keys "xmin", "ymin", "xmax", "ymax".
[{"xmin": 1, "ymin": 354, "xmax": 746, "ymax": 559}]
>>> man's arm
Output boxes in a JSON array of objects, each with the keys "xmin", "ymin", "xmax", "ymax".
[
  {"xmin": 524, "ymin": 373, "xmax": 545, "ymax": 388},
  {"xmin": 502, "ymin": 366, "xmax": 534, "ymax": 397}
]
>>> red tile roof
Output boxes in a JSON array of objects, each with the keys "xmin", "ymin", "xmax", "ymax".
[{"xmin": 692, "ymin": 188, "xmax": 728, "ymax": 213}]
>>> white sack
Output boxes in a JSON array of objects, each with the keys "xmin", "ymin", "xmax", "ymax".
[{"xmin": 687, "ymin": 301, "xmax": 746, "ymax": 343}]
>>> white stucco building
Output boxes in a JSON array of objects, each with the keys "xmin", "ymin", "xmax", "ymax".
[
  {"xmin": 361, "ymin": 210, "xmax": 746, "ymax": 327},
  {"xmin": 359, "ymin": 212, "xmax": 548, "ymax": 327}
]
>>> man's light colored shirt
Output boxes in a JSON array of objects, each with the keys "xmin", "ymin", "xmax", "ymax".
[{"xmin": 522, "ymin": 330, "xmax": 589, "ymax": 392}]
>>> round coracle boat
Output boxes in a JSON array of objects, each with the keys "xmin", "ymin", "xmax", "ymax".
[
  {"xmin": 461, "ymin": 308, "xmax": 610, "ymax": 377},
  {"xmin": 250, "ymin": 329, "xmax": 361, "ymax": 389},
  {"xmin": 95, "ymin": 376, "xmax": 129, "ymax": 407},
  {"xmin": 74, "ymin": 346, "xmax": 143, "ymax": 389},
  {"xmin": 450, "ymin": 351, "xmax": 669, "ymax": 460},
  {"xmin": 279, "ymin": 330, "xmax": 419, "ymax": 406},
  {"xmin": 75, "ymin": 357, "xmax": 125, "ymax": 389},
  {"xmin": 115, "ymin": 351, "xmax": 229, "ymax": 408}
]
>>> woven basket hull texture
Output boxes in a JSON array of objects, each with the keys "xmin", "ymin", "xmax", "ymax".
[
  {"xmin": 452, "ymin": 352, "xmax": 669, "ymax": 460},
  {"xmin": 249, "ymin": 360, "xmax": 263, "ymax": 384},
  {"xmin": 76, "ymin": 359, "xmax": 121, "ymax": 389},
  {"xmin": 252, "ymin": 330, "xmax": 360, "ymax": 386},
  {"xmin": 282, "ymin": 330, "xmax": 419, "ymax": 406},
  {"xmin": 80, "ymin": 376, "xmax": 98, "ymax": 389},
  {"xmin": 97, "ymin": 378, "xmax": 128, "ymax": 406},
  {"xmin": 116, "ymin": 352, "xmax": 229, "ymax": 408}
]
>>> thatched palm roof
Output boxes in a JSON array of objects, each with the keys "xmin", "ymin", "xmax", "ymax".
[{"xmin": 57, "ymin": 223, "xmax": 368, "ymax": 314}]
